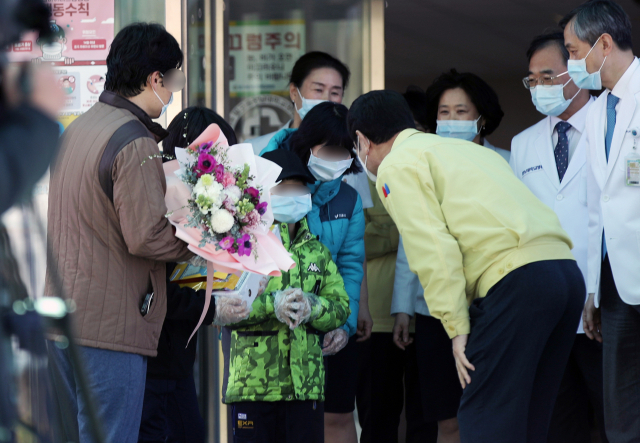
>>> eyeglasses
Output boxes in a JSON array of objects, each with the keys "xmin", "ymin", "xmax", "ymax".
[{"xmin": 522, "ymin": 71, "xmax": 569, "ymax": 89}]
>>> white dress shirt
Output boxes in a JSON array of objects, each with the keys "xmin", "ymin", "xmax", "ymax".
[{"xmin": 550, "ymin": 95, "xmax": 593, "ymax": 162}]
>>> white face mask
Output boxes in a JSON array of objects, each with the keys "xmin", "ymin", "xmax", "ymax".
[
  {"xmin": 42, "ymin": 42, "xmax": 63, "ymax": 60},
  {"xmin": 530, "ymin": 76, "xmax": 580, "ymax": 117},
  {"xmin": 153, "ymin": 83, "xmax": 173, "ymax": 117},
  {"xmin": 567, "ymin": 35, "xmax": 607, "ymax": 90},
  {"xmin": 356, "ymin": 136, "xmax": 377, "ymax": 182},
  {"xmin": 295, "ymin": 88, "xmax": 326, "ymax": 120},
  {"xmin": 271, "ymin": 193, "xmax": 312, "ymax": 224},
  {"xmin": 307, "ymin": 151, "xmax": 353, "ymax": 182},
  {"xmin": 436, "ymin": 116, "xmax": 482, "ymax": 141}
]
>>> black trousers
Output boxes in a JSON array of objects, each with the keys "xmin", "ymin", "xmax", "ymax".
[
  {"xmin": 600, "ymin": 255, "xmax": 640, "ymax": 443},
  {"xmin": 547, "ymin": 334, "xmax": 608, "ymax": 443},
  {"xmin": 231, "ymin": 400, "xmax": 323, "ymax": 443},
  {"xmin": 356, "ymin": 332, "xmax": 437, "ymax": 443},
  {"xmin": 139, "ymin": 375, "xmax": 205, "ymax": 443},
  {"xmin": 458, "ymin": 260, "xmax": 584, "ymax": 443}
]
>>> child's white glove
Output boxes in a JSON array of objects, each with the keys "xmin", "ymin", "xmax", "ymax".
[
  {"xmin": 213, "ymin": 292, "xmax": 252, "ymax": 325},
  {"xmin": 274, "ymin": 288, "xmax": 317, "ymax": 329},
  {"xmin": 322, "ymin": 328, "xmax": 348, "ymax": 355}
]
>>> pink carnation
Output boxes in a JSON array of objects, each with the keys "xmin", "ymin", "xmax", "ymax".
[
  {"xmin": 223, "ymin": 199, "xmax": 237, "ymax": 214},
  {"xmin": 242, "ymin": 210, "xmax": 261, "ymax": 229},
  {"xmin": 215, "ymin": 164, "xmax": 225, "ymax": 182},
  {"xmin": 222, "ymin": 171, "xmax": 236, "ymax": 187}
]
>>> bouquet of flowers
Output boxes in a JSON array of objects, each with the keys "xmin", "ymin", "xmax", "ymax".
[
  {"xmin": 180, "ymin": 137, "xmax": 268, "ymax": 256},
  {"xmin": 163, "ymin": 124, "xmax": 295, "ymax": 342}
]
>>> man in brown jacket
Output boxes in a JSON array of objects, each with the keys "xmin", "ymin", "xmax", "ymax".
[{"xmin": 45, "ymin": 23, "xmax": 193, "ymax": 443}]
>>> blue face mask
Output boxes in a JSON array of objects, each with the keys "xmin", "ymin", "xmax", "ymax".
[
  {"xmin": 296, "ymin": 88, "xmax": 326, "ymax": 120},
  {"xmin": 567, "ymin": 35, "xmax": 607, "ymax": 90},
  {"xmin": 271, "ymin": 193, "xmax": 312, "ymax": 224},
  {"xmin": 152, "ymin": 84, "xmax": 173, "ymax": 117},
  {"xmin": 436, "ymin": 116, "xmax": 482, "ymax": 141},
  {"xmin": 530, "ymin": 77, "xmax": 580, "ymax": 117}
]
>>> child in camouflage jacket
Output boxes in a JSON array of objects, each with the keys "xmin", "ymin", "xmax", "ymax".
[{"xmin": 221, "ymin": 149, "xmax": 350, "ymax": 443}]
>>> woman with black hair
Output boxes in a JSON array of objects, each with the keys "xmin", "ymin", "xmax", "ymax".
[
  {"xmin": 138, "ymin": 107, "xmax": 244, "ymax": 443},
  {"xmin": 261, "ymin": 101, "xmax": 366, "ymax": 443},
  {"xmin": 247, "ymin": 51, "xmax": 351, "ymax": 155},
  {"xmin": 425, "ymin": 69, "xmax": 510, "ymax": 162}
]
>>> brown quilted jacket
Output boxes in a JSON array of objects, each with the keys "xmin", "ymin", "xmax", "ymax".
[{"xmin": 45, "ymin": 91, "xmax": 192, "ymax": 356}]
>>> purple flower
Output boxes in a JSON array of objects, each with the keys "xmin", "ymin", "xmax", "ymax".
[
  {"xmin": 219, "ymin": 236, "xmax": 234, "ymax": 250},
  {"xmin": 197, "ymin": 153, "xmax": 216, "ymax": 175},
  {"xmin": 237, "ymin": 234, "xmax": 252, "ymax": 257},
  {"xmin": 256, "ymin": 201, "xmax": 268, "ymax": 216},
  {"xmin": 198, "ymin": 141, "xmax": 213, "ymax": 153},
  {"xmin": 246, "ymin": 187, "xmax": 260, "ymax": 199}
]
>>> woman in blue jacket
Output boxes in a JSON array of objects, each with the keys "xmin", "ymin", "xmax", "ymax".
[{"xmin": 261, "ymin": 101, "xmax": 365, "ymax": 443}]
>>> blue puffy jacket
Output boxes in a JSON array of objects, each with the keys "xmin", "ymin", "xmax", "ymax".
[{"xmin": 261, "ymin": 129, "xmax": 365, "ymax": 336}]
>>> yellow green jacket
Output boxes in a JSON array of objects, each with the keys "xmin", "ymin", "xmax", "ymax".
[
  {"xmin": 364, "ymin": 178, "xmax": 399, "ymax": 333},
  {"xmin": 377, "ymin": 129, "xmax": 574, "ymax": 338}
]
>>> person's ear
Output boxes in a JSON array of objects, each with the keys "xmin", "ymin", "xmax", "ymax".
[
  {"xmin": 356, "ymin": 130, "xmax": 370, "ymax": 154},
  {"xmin": 601, "ymin": 34, "xmax": 614, "ymax": 57},
  {"xmin": 289, "ymin": 83, "xmax": 298, "ymax": 104}
]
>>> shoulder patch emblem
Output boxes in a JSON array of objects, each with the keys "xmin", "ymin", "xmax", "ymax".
[{"xmin": 307, "ymin": 263, "xmax": 321, "ymax": 273}]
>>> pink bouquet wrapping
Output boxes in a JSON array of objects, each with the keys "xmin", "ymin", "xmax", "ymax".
[{"xmin": 163, "ymin": 124, "xmax": 295, "ymax": 342}]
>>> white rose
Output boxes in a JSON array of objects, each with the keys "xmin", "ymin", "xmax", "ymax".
[
  {"xmin": 210, "ymin": 208, "xmax": 235, "ymax": 234},
  {"xmin": 223, "ymin": 185, "xmax": 242, "ymax": 204}
]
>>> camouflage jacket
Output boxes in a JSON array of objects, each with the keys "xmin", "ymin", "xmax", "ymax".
[{"xmin": 222, "ymin": 218, "xmax": 350, "ymax": 403}]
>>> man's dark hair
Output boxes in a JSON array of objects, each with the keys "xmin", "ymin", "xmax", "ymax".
[
  {"xmin": 424, "ymin": 69, "xmax": 504, "ymax": 137},
  {"xmin": 289, "ymin": 101, "xmax": 361, "ymax": 175},
  {"xmin": 402, "ymin": 85, "xmax": 429, "ymax": 130},
  {"xmin": 164, "ymin": 107, "xmax": 236, "ymax": 159},
  {"xmin": 105, "ymin": 23, "xmax": 183, "ymax": 98},
  {"xmin": 347, "ymin": 90, "xmax": 416, "ymax": 144},
  {"xmin": 559, "ymin": 0, "xmax": 633, "ymax": 51},
  {"xmin": 289, "ymin": 51, "xmax": 351, "ymax": 90},
  {"xmin": 527, "ymin": 32, "xmax": 570, "ymax": 64}
]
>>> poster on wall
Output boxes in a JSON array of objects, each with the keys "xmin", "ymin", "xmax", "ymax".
[
  {"xmin": 6, "ymin": 0, "xmax": 114, "ymax": 66},
  {"xmin": 229, "ymin": 19, "xmax": 306, "ymax": 96},
  {"xmin": 56, "ymin": 64, "xmax": 108, "ymax": 127},
  {"xmin": 229, "ymin": 19, "xmax": 306, "ymax": 142},
  {"xmin": 5, "ymin": 0, "xmax": 114, "ymax": 128}
]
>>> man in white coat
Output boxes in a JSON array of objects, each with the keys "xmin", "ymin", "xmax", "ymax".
[
  {"xmin": 510, "ymin": 32, "xmax": 607, "ymax": 443},
  {"xmin": 561, "ymin": 1, "xmax": 640, "ymax": 441}
]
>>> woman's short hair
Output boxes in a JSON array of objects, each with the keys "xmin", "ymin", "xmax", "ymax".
[
  {"xmin": 164, "ymin": 107, "xmax": 237, "ymax": 158},
  {"xmin": 289, "ymin": 51, "xmax": 351, "ymax": 90},
  {"xmin": 289, "ymin": 101, "xmax": 361, "ymax": 175},
  {"xmin": 425, "ymin": 69, "xmax": 504, "ymax": 137}
]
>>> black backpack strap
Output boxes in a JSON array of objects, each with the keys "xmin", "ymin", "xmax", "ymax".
[{"xmin": 98, "ymin": 120, "xmax": 153, "ymax": 202}]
